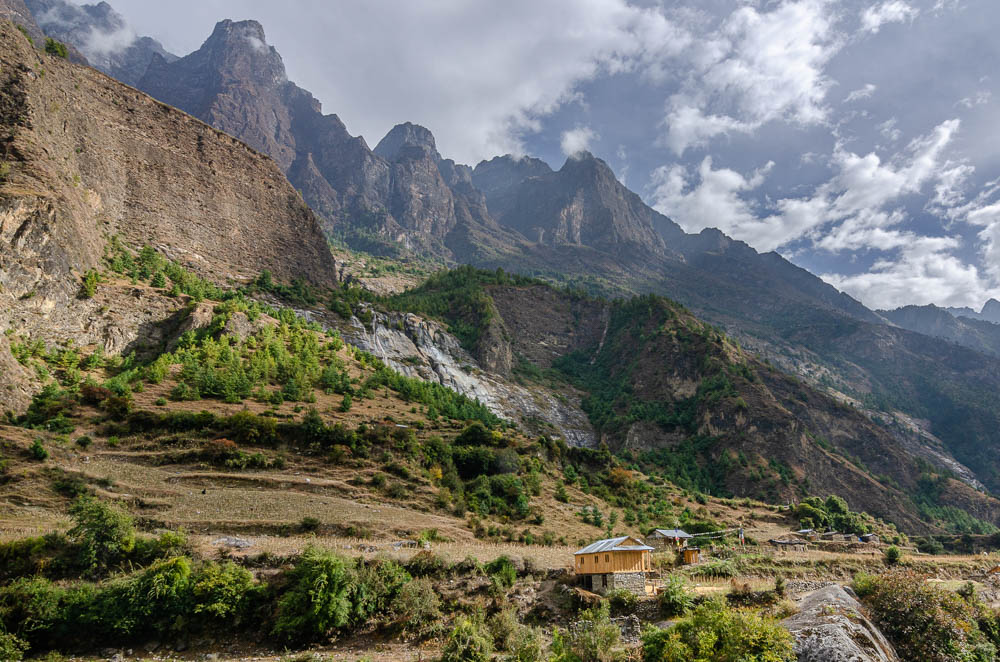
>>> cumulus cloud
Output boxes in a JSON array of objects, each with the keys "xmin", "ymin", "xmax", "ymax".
[
  {"xmin": 860, "ymin": 1, "xmax": 919, "ymax": 33},
  {"xmin": 821, "ymin": 237, "xmax": 995, "ymax": 309},
  {"xmin": 560, "ymin": 126, "xmax": 597, "ymax": 157},
  {"xmin": 650, "ymin": 156, "xmax": 774, "ymax": 240},
  {"xmin": 663, "ymin": 0, "xmax": 841, "ymax": 154}
]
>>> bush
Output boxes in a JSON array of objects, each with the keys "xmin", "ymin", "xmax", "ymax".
[
  {"xmin": 349, "ymin": 558, "xmax": 410, "ymax": 627},
  {"xmin": 551, "ymin": 602, "xmax": 620, "ymax": 662},
  {"xmin": 657, "ymin": 575, "xmax": 694, "ymax": 617},
  {"xmin": 506, "ymin": 625, "xmax": 545, "ymax": 662},
  {"xmin": 75, "ymin": 435, "xmax": 92, "ymax": 449},
  {"xmin": 851, "ymin": 570, "xmax": 996, "ymax": 662},
  {"xmin": 300, "ymin": 516, "xmax": 321, "ymax": 533},
  {"xmin": 44, "ymin": 38, "xmax": 68, "ymax": 57},
  {"xmin": 405, "ymin": 550, "xmax": 447, "ymax": 577},
  {"xmin": 0, "ymin": 631, "xmax": 28, "ymax": 661},
  {"xmin": 392, "ymin": 577, "xmax": 441, "ymax": 638},
  {"xmin": 272, "ymin": 546, "xmax": 354, "ymax": 642},
  {"xmin": 79, "ymin": 269, "xmax": 99, "ymax": 299},
  {"xmin": 67, "ymin": 496, "xmax": 136, "ymax": 575},
  {"xmin": 607, "ymin": 588, "xmax": 639, "ymax": 614},
  {"xmin": 190, "ymin": 561, "xmax": 258, "ymax": 626},
  {"xmin": 442, "ymin": 614, "xmax": 493, "ymax": 662},
  {"xmin": 28, "ymin": 439, "xmax": 48, "ymax": 461},
  {"xmin": 485, "ymin": 555, "xmax": 518, "ymax": 589},
  {"xmin": 641, "ymin": 598, "xmax": 795, "ymax": 662},
  {"xmin": 884, "ymin": 545, "xmax": 902, "ymax": 565}
]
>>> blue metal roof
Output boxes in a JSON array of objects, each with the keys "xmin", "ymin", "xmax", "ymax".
[
  {"xmin": 653, "ymin": 529, "xmax": 693, "ymax": 538},
  {"xmin": 574, "ymin": 536, "xmax": 654, "ymax": 555}
]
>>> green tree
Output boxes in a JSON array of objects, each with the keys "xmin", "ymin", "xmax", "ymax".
[
  {"xmin": 441, "ymin": 614, "xmax": 493, "ymax": 662},
  {"xmin": 272, "ymin": 546, "xmax": 354, "ymax": 642},
  {"xmin": 67, "ymin": 496, "xmax": 136, "ymax": 574},
  {"xmin": 80, "ymin": 269, "xmax": 100, "ymax": 299},
  {"xmin": 44, "ymin": 38, "xmax": 68, "ymax": 57}
]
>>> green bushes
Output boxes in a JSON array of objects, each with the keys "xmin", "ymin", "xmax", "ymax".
[
  {"xmin": 392, "ymin": 577, "xmax": 441, "ymax": 638},
  {"xmin": 67, "ymin": 497, "xmax": 136, "ymax": 575},
  {"xmin": 442, "ymin": 614, "xmax": 493, "ymax": 662},
  {"xmin": 794, "ymin": 495, "xmax": 871, "ymax": 535},
  {"xmin": 272, "ymin": 546, "xmax": 354, "ymax": 642},
  {"xmin": 485, "ymin": 555, "xmax": 517, "ymax": 589},
  {"xmin": 79, "ymin": 269, "xmax": 100, "ymax": 298},
  {"xmin": 657, "ymin": 575, "xmax": 694, "ymax": 617},
  {"xmin": 641, "ymin": 598, "xmax": 795, "ymax": 662},
  {"xmin": 550, "ymin": 602, "xmax": 620, "ymax": 662},
  {"xmin": 852, "ymin": 571, "xmax": 997, "ymax": 662},
  {"xmin": 28, "ymin": 439, "xmax": 48, "ymax": 461},
  {"xmin": 44, "ymin": 37, "xmax": 68, "ymax": 57},
  {"xmin": 884, "ymin": 545, "xmax": 902, "ymax": 565}
]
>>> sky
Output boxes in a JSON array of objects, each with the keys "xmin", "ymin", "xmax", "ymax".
[{"xmin": 70, "ymin": 0, "xmax": 1000, "ymax": 310}]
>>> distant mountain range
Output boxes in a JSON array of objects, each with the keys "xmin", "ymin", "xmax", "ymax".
[{"xmin": 18, "ymin": 2, "xmax": 1000, "ymax": 499}]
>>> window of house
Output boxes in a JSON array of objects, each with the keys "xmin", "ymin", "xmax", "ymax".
[
  {"xmin": 580, "ymin": 557, "xmax": 584, "ymax": 565},
  {"xmin": 605, "ymin": 554, "xmax": 609, "ymax": 563},
  {"xmin": 594, "ymin": 555, "xmax": 599, "ymax": 564}
]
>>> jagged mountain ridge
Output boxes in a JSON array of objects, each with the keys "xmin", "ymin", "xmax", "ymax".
[
  {"xmin": 880, "ymin": 304, "xmax": 1000, "ymax": 358},
  {"xmin": 945, "ymin": 298, "xmax": 1000, "ymax": 325}
]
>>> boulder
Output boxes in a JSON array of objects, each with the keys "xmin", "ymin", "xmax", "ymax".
[{"xmin": 783, "ymin": 585, "xmax": 899, "ymax": 662}]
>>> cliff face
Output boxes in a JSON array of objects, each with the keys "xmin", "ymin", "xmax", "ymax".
[{"xmin": 0, "ymin": 21, "xmax": 336, "ymax": 342}]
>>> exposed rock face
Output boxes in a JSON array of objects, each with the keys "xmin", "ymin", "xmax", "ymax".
[
  {"xmin": 485, "ymin": 152, "xmax": 670, "ymax": 255},
  {"xmin": 0, "ymin": 21, "xmax": 336, "ymax": 405},
  {"xmin": 296, "ymin": 306, "xmax": 595, "ymax": 446},
  {"xmin": 784, "ymin": 585, "xmax": 900, "ymax": 662},
  {"xmin": 26, "ymin": 0, "xmax": 174, "ymax": 84}
]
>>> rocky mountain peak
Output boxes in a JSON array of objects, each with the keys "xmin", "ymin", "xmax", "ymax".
[
  {"xmin": 196, "ymin": 19, "xmax": 285, "ymax": 86},
  {"xmin": 471, "ymin": 154, "xmax": 552, "ymax": 200},
  {"xmin": 374, "ymin": 122, "xmax": 439, "ymax": 162},
  {"xmin": 982, "ymin": 298, "xmax": 1000, "ymax": 322}
]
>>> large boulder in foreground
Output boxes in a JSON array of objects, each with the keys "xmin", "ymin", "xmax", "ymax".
[{"xmin": 783, "ymin": 584, "xmax": 899, "ymax": 662}]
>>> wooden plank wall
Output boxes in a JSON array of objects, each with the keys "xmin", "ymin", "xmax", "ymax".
[{"xmin": 576, "ymin": 550, "xmax": 651, "ymax": 574}]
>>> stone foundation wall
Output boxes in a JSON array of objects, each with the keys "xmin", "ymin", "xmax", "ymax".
[{"xmin": 609, "ymin": 572, "xmax": 646, "ymax": 595}]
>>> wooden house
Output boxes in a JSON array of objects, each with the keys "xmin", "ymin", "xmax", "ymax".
[
  {"xmin": 647, "ymin": 528, "xmax": 693, "ymax": 549},
  {"xmin": 681, "ymin": 547, "xmax": 701, "ymax": 565},
  {"xmin": 574, "ymin": 536, "xmax": 654, "ymax": 595}
]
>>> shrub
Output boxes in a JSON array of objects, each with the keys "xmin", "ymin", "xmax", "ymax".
[
  {"xmin": 488, "ymin": 604, "xmax": 521, "ymax": 651},
  {"xmin": 79, "ymin": 269, "xmax": 99, "ymax": 299},
  {"xmin": 272, "ymin": 546, "xmax": 354, "ymax": 642},
  {"xmin": 28, "ymin": 439, "xmax": 48, "ymax": 461},
  {"xmin": 0, "ymin": 631, "xmax": 28, "ymax": 661},
  {"xmin": 75, "ymin": 435, "xmax": 92, "ymax": 449},
  {"xmin": 405, "ymin": 550, "xmax": 448, "ymax": 577},
  {"xmin": 442, "ymin": 614, "xmax": 493, "ymax": 662},
  {"xmin": 884, "ymin": 545, "xmax": 902, "ymax": 565},
  {"xmin": 190, "ymin": 561, "xmax": 258, "ymax": 626},
  {"xmin": 349, "ymin": 558, "xmax": 410, "ymax": 626},
  {"xmin": 300, "ymin": 516, "xmax": 321, "ymax": 533},
  {"xmin": 485, "ymin": 555, "xmax": 517, "ymax": 589},
  {"xmin": 551, "ymin": 602, "xmax": 620, "ymax": 662},
  {"xmin": 67, "ymin": 496, "xmax": 136, "ymax": 575},
  {"xmin": 392, "ymin": 576, "xmax": 441, "ymax": 638},
  {"xmin": 641, "ymin": 598, "xmax": 795, "ymax": 662},
  {"xmin": 506, "ymin": 625, "xmax": 545, "ymax": 662},
  {"xmin": 44, "ymin": 38, "xmax": 68, "ymax": 57},
  {"xmin": 658, "ymin": 575, "xmax": 693, "ymax": 617},
  {"xmin": 851, "ymin": 570, "xmax": 996, "ymax": 662},
  {"xmin": 607, "ymin": 588, "xmax": 639, "ymax": 614}
]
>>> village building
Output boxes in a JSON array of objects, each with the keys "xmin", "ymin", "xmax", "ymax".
[
  {"xmin": 769, "ymin": 539, "xmax": 808, "ymax": 553},
  {"xmin": 860, "ymin": 533, "xmax": 880, "ymax": 544},
  {"xmin": 681, "ymin": 547, "xmax": 701, "ymax": 564},
  {"xmin": 647, "ymin": 528, "xmax": 693, "ymax": 549},
  {"xmin": 574, "ymin": 536, "xmax": 654, "ymax": 595}
]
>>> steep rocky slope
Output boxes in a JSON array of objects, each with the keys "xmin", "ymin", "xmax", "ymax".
[{"xmin": 0, "ymin": 21, "xmax": 336, "ymax": 403}]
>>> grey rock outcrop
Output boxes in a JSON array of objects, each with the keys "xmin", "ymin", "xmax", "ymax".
[{"xmin": 783, "ymin": 585, "xmax": 899, "ymax": 662}]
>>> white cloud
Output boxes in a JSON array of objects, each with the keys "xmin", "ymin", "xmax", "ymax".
[
  {"xmin": 663, "ymin": 0, "xmax": 842, "ymax": 154},
  {"xmin": 651, "ymin": 118, "xmax": 966, "ymax": 256},
  {"xmin": 860, "ymin": 1, "xmax": 919, "ymax": 34},
  {"xmin": 844, "ymin": 83, "xmax": 877, "ymax": 103},
  {"xmin": 878, "ymin": 117, "xmax": 902, "ymax": 142},
  {"xmin": 560, "ymin": 126, "xmax": 598, "ymax": 157},
  {"xmin": 821, "ymin": 236, "xmax": 996, "ymax": 309},
  {"xmin": 957, "ymin": 90, "xmax": 992, "ymax": 108},
  {"xmin": 650, "ymin": 156, "xmax": 775, "ymax": 241}
]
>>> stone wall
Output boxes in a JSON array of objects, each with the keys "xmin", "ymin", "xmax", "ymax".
[{"xmin": 609, "ymin": 572, "xmax": 646, "ymax": 595}]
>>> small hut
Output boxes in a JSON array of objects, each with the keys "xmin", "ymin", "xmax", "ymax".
[
  {"xmin": 574, "ymin": 536, "xmax": 654, "ymax": 595},
  {"xmin": 681, "ymin": 547, "xmax": 701, "ymax": 565},
  {"xmin": 860, "ymin": 533, "xmax": 880, "ymax": 544},
  {"xmin": 647, "ymin": 528, "xmax": 694, "ymax": 549},
  {"xmin": 769, "ymin": 539, "xmax": 808, "ymax": 553}
]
